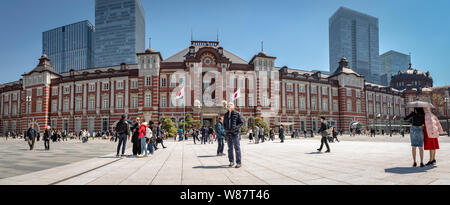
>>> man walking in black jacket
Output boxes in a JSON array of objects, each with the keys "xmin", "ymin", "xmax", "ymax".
[
  {"xmin": 224, "ymin": 102, "xmax": 244, "ymax": 168},
  {"xmin": 43, "ymin": 126, "xmax": 51, "ymax": 150},
  {"xmin": 26, "ymin": 124, "xmax": 38, "ymax": 150},
  {"xmin": 317, "ymin": 117, "xmax": 330, "ymax": 153}
]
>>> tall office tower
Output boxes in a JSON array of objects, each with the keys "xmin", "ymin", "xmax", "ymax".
[
  {"xmin": 329, "ymin": 7, "xmax": 381, "ymax": 84},
  {"xmin": 42, "ymin": 20, "xmax": 95, "ymax": 73},
  {"xmin": 94, "ymin": 0, "xmax": 145, "ymax": 68},
  {"xmin": 380, "ymin": 50, "xmax": 411, "ymax": 86}
]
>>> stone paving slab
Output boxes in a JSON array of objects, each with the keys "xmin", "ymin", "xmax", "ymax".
[{"xmin": 0, "ymin": 137, "xmax": 449, "ymax": 185}]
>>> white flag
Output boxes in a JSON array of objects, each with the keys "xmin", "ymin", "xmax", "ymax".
[
  {"xmin": 176, "ymin": 87, "xmax": 185, "ymax": 100},
  {"xmin": 232, "ymin": 88, "xmax": 241, "ymax": 101}
]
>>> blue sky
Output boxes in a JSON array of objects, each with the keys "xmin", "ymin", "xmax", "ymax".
[{"xmin": 0, "ymin": 0, "xmax": 449, "ymax": 86}]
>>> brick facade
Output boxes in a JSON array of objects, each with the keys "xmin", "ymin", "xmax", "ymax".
[{"xmin": 1, "ymin": 41, "xmax": 447, "ymax": 136}]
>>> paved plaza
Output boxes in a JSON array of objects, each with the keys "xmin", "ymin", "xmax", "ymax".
[{"xmin": 0, "ymin": 135, "xmax": 450, "ymax": 185}]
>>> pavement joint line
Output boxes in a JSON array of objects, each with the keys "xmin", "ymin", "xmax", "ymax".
[
  {"xmin": 50, "ymin": 158, "xmax": 123, "ymax": 185},
  {"xmin": 149, "ymin": 143, "xmax": 178, "ymax": 185},
  {"xmin": 191, "ymin": 141, "xmax": 238, "ymax": 185}
]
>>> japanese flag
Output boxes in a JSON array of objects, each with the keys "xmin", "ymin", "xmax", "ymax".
[
  {"xmin": 176, "ymin": 87, "xmax": 185, "ymax": 100},
  {"xmin": 232, "ymin": 88, "xmax": 241, "ymax": 101}
]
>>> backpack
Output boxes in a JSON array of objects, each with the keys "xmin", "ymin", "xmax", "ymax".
[{"xmin": 116, "ymin": 120, "xmax": 128, "ymax": 134}]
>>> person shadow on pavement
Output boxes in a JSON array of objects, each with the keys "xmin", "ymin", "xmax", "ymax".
[{"xmin": 385, "ymin": 166, "xmax": 436, "ymax": 174}]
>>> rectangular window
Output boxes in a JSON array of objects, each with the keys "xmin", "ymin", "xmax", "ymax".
[
  {"xmin": 161, "ymin": 95, "xmax": 167, "ymax": 107},
  {"xmin": 76, "ymin": 85, "xmax": 82, "ymax": 93},
  {"xmin": 63, "ymin": 98, "xmax": 69, "ymax": 112},
  {"xmin": 333, "ymin": 100, "xmax": 339, "ymax": 112},
  {"xmin": 12, "ymin": 103, "xmax": 17, "ymax": 115},
  {"xmin": 64, "ymin": 86, "xmax": 70, "ymax": 94},
  {"xmin": 132, "ymin": 80, "xmax": 139, "ymax": 88},
  {"xmin": 102, "ymin": 83, "xmax": 109, "ymax": 91},
  {"xmin": 248, "ymin": 94, "xmax": 254, "ymax": 107},
  {"xmin": 102, "ymin": 118, "xmax": 109, "ymax": 132},
  {"xmin": 37, "ymin": 88, "xmax": 43, "ymax": 96},
  {"xmin": 63, "ymin": 119, "xmax": 69, "ymax": 131},
  {"xmin": 356, "ymin": 100, "xmax": 361, "ymax": 113},
  {"xmin": 52, "ymin": 87, "xmax": 58, "ymax": 96},
  {"xmin": 116, "ymin": 81, "xmax": 124, "ymax": 90},
  {"xmin": 347, "ymin": 99, "xmax": 352, "ymax": 112},
  {"xmin": 299, "ymin": 85, "xmax": 305, "ymax": 93},
  {"xmin": 346, "ymin": 88, "xmax": 352, "ymax": 96},
  {"xmin": 52, "ymin": 100, "xmax": 57, "ymax": 113},
  {"xmin": 88, "ymin": 97, "xmax": 95, "ymax": 110},
  {"xmin": 116, "ymin": 95, "xmax": 123, "ymax": 109},
  {"xmin": 300, "ymin": 96, "xmax": 306, "ymax": 110},
  {"xmin": 287, "ymin": 97, "xmax": 293, "ymax": 109},
  {"xmin": 332, "ymin": 88, "xmax": 338, "ymax": 96},
  {"xmin": 89, "ymin": 83, "xmax": 96, "ymax": 92},
  {"xmin": 161, "ymin": 77, "xmax": 167, "ymax": 87},
  {"xmin": 74, "ymin": 118, "xmax": 81, "ymax": 134},
  {"xmin": 131, "ymin": 95, "xmax": 138, "ymax": 109},
  {"xmin": 311, "ymin": 86, "xmax": 317, "ymax": 94},
  {"xmin": 102, "ymin": 96, "xmax": 109, "ymax": 110},
  {"xmin": 322, "ymin": 98, "xmax": 328, "ymax": 111},
  {"xmin": 322, "ymin": 87, "xmax": 328, "ymax": 95},
  {"xmin": 144, "ymin": 76, "xmax": 151, "ymax": 86},
  {"xmin": 286, "ymin": 83, "xmax": 293, "ymax": 91},
  {"xmin": 311, "ymin": 97, "xmax": 317, "ymax": 110},
  {"xmin": 75, "ymin": 98, "xmax": 82, "ymax": 111},
  {"xmin": 88, "ymin": 118, "xmax": 95, "ymax": 133},
  {"xmin": 238, "ymin": 78, "xmax": 244, "ymax": 89},
  {"xmin": 356, "ymin": 90, "xmax": 360, "ymax": 98},
  {"xmin": 248, "ymin": 78, "xmax": 254, "ymax": 89},
  {"xmin": 145, "ymin": 93, "xmax": 151, "ymax": 107},
  {"xmin": 262, "ymin": 93, "xmax": 269, "ymax": 107},
  {"xmin": 170, "ymin": 76, "xmax": 177, "ymax": 87}
]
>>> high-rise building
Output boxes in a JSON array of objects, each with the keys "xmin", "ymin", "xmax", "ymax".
[
  {"xmin": 94, "ymin": 0, "xmax": 145, "ymax": 68},
  {"xmin": 42, "ymin": 20, "xmax": 95, "ymax": 73},
  {"xmin": 329, "ymin": 7, "xmax": 381, "ymax": 84},
  {"xmin": 380, "ymin": 50, "xmax": 411, "ymax": 86}
]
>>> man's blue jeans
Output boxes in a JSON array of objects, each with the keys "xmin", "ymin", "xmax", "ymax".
[
  {"xmin": 148, "ymin": 142, "xmax": 154, "ymax": 154},
  {"xmin": 217, "ymin": 137, "xmax": 224, "ymax": 154},
  {"xmin": 116, "ymin": 134, "xmax": 127, "ymax": 156},
  {"xmin": 226, "ymin": 133, "xmax": 241, "ymax": 164}
]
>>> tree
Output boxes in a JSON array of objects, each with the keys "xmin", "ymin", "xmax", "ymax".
[
  {"xmin": 255, "ymin": 117, "xmax": 269, "ymax": 134},
  {"xmin": 241, "ymin": 125, "xmax": 248, "ymax": 135},
  {"xmin": 161, "ymin": 117, "xmax": 177, "ymax": 138},
  {"xmin": 183, "ymin": 114, "xmax": 201, "ymax": 130}
]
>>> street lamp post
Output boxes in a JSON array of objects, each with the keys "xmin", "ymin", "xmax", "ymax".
[
  {"xmin": 388, "ymin": 102, "xmax": 392, "ymax": 137},
  {"xmin": 445, "ymin": 97, "xmax": 449, "ymax": 137}
]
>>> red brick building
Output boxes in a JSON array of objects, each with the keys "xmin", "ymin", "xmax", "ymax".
[{"xmin": 1, "ymin": 40, "xmax": 446, "ymax": 135}]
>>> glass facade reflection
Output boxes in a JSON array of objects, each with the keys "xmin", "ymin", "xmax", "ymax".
[
  {"xmin": 329, "ymin": 7, "xmax": 381, "ymax": 84},
  {"xmin": 380, "ymin": 50, "xmax": 411, "ymax": 86},
  {"xmin": 94, "ymin": 0, "xmax": 145, "ymax": 68},
  {"xmin": 42, "ymin": 20, "xmax": 95, "ymax": 73}
]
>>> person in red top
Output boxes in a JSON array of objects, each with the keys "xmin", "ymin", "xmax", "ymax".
[{"xmin": 138, "ymin": 122, "xmax": 148, "ymax": 158}]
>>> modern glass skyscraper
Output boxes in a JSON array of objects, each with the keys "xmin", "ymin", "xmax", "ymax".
[
  {"xmin": 94, "ymin": 0, "xmax": 146, "ymax": 68},
  {"xmin": 329, "ymin": 7, "xmax": 381, "ymax": 84},
  {"xmin": 42, "ymin": 20, "xmax": 95, "ymax": 73},
  {"xmin": 380, "ymin": 50, "xmax": 411, "ymax": 86}
]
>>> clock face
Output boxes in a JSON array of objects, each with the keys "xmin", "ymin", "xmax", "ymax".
[{"xmin": 205, "ymin": 58, "xmax": 211, "ymax": 65}]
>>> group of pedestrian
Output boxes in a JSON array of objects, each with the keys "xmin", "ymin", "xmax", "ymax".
[
  {"xmin": 404, "ymin": 107, "xmax": 442, "ymax": 167},
  {"xmin": 249, "ymin": 125, "xmax": 267, "ymax": 144},
  {"xmin": 116, "ymin": 115, "xmax": 167, "ymax": 158}
]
